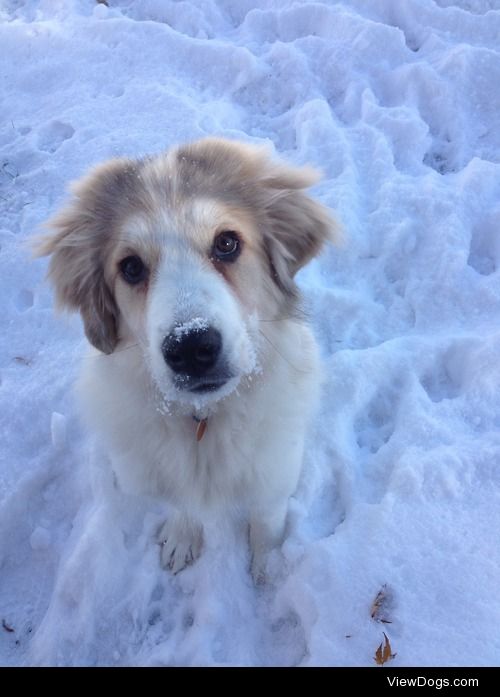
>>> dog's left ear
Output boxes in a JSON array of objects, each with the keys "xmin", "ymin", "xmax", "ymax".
[
  {"xmin": 259, "ymin": 163, "xmax": 340, "ymax": 296},
  {"xmin": 33, "ymin": 158, "xmax": 136, "ymax": 354}
]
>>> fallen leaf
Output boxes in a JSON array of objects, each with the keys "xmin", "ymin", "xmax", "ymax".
[
  {"xmin": 371, "ymin": 584, "xmax": 392, "ymax": 623},
  {"xmin": 14, "ymin": 356, "xmax": 32, "ymax": 366},
  {"xmin": 374, "ymin": 632, "xmax": 396, "ymax": 665},
  {"xmin": 371, "ymin": 585, "xmax": 386, "ymax": 618}
]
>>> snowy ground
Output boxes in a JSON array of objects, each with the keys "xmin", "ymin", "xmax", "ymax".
[{"xmin": 1, "ymin": 0, "xmax": 500, "ymax": 667}]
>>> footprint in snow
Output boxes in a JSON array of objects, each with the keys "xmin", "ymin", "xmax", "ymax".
[
  {"xmin": 420, "ymin": 348, "xmax": 463, "ymax": 403},
  {"xmin": 37, "ymin": 121, "xmax": 75, "ymax": 154},
  {"xmin": 467, "ymin": 212, "xmax": 500, "ymax": 277},
  {"xmin": 15, "ymin": 288, "xmax": 34, "ymax": 312}
]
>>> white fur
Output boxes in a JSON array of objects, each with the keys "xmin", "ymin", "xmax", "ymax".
[
  {"xmin": 145, "ymin": 247, "xmax": 257, "ymax": 410},
  {"xmin": 37, "ymin": 138, "xmax": 336, "ymax": 581},
  {"xmin": 78, "ymin": 315, "xmax": 320, "ymax": 579}
]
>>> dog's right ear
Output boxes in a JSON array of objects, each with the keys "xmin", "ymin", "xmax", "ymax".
[{"xmin": 33, "ymin": 159, "xmax": 136, "ymax": 354}]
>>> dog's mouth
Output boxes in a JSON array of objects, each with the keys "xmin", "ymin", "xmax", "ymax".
[
  {"xmin": 189, "ymin": 378, "xmax": 229, "ymax": 394},
  {"xmin": 173, "ymin": 371, "xmax": 233, "ymax": 395}
]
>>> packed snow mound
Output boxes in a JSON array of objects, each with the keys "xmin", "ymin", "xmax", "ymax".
[{"xmin": 1, "ymin": 0, "xmax": 500, "ymax": 666}]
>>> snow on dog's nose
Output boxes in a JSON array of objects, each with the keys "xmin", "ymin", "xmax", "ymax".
[{"xmin": 161, "ymin": 321, "xmax": 231, "ymax": 393}]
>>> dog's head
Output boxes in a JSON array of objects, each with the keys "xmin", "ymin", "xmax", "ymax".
[{"xmin": 35, "ymin": 138, "xmax": 338, "ymax": 408}]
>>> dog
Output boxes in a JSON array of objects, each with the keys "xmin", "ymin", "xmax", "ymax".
[{"xmin": 35, "ymin": 138, "xmax": 337, "ymax": 581}]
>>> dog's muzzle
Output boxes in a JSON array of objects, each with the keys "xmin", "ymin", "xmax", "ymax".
[{"xmin": 161, "ymin": 326, "xmax": 231, "ymax": 393}]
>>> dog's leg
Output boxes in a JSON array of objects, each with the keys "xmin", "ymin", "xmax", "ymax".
[
  {"xmin": 248, "ymin": 423, "xmax": 307, "ymax": 584},
  {"xmin": 249, "ymin": 500, "xmax": 289, "ymax": 584},
  {"xmin": 158, "ymin": 513, "xmax": 203, "ymax": 574}
]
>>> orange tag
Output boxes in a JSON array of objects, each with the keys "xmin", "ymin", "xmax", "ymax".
[{"xmin": 196, "ymin": 418, "xmax": 208, "ymax": 441}]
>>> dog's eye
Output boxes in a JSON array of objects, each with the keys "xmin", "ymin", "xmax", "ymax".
[
  {"xmin": 213, "ymin": 231, "xmax": 240, "ymax": 261},
  {"xmin": 119, "ymin": 255, "xmax": 148, "ymax": 285}
]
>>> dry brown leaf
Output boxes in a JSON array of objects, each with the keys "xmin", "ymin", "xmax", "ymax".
[
  {"xmin": 14, "ymin": 356, "xmax": 32, "ymax": 366},
  {"xmin": 371, "ymin": 585, "xmax": 386, "ymax": 617},
  {"xmin": 371, "ymin": 584, "xmax": 392, "ymax": 623},
  {"xmin": 374, "ymin": 632, "xmax": 396, "ymax": 665}
]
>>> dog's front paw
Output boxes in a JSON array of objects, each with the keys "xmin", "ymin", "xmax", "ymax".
[
  {"xmin": 250, "ymin": 551, "xmax": 268, "ymax": 586},
  {"xmin": 249, "ymin": 504, "xmax": 288, "ymax": 585},
  {"xmin": 158, "ymin": 515, "xmax": 203, "ymax": 574}
]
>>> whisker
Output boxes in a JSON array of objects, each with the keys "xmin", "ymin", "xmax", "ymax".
[
  {"xmin": 258, "ymin": 317, "xmax": 294, "ymax": 323},
  {"xmin": 82, "ymin": 342, "xmax": 141, "ymax": 358},
  {"xmin": 258, "ymin": 328, "xmax": 309, "ymax": 374}
]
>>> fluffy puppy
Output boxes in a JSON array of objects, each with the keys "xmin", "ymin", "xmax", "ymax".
[{"xmin": 36, "ymin": 138, "xmax": 338, "ymax": 580}]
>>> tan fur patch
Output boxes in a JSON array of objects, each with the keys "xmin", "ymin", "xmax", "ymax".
[{"xmin": 36, "ymin": 138, "xmax": 339, "ymax": 352}]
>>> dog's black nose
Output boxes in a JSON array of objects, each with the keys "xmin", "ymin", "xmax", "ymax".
[{"xmin": 162, "ymin": 326, "xmax": 222, "ymax": 378}]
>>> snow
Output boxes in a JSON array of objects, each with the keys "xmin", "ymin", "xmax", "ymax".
[
  {"xmin": 1, "ymin": 0, "xmax": 500, "ymax": 667},
  {"xmin": 172, "ymin": 317, "xmax": 210, "ymax": 341}
]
